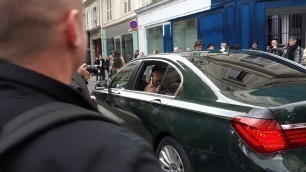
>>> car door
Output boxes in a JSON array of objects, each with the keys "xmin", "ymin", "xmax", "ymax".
[
  {"xmin": 94, "ymin": 61, "xmax": 140, "ymax": 124},
  {"xmin": 117, "ymin": 60, "xmax": 182, "ymax": 142}
]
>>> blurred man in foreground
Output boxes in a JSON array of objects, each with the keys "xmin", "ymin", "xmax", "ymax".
[{"xmin": 0, "ymin": 0, "xmax": 161, "ymax": 171}]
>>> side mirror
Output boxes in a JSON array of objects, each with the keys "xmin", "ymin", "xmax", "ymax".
[{"xmin": 95, "ymin": 80, "xmax": 107, "ymax": 90}]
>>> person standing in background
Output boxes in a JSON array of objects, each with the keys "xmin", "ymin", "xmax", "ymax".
[
  {"xmin": 267, "ymin": 39, "xmax": 283, "ymax": 56},
  {"xmin": 137, "ymin": 52, "xmax": 145, "ymax": 58},
  {"xmin": 283, "ymin": 35, "xmax": 304, "ymax": 64},
  {"xmin": 153, "ymin": 50, "xmax": 159, "ymax": 54},
  {"xmin": 173, "ymin": 47, "xmax": 180, "ymax": 52},
  {"xmin": 98, "ymin": 55, "xmax": 105, "ymax": 81},
  {"xmin": 109, "ymin": 50, "xmax": 125, "ymax": 79},
  {"xmin": 207, "ymin": 43, "xmax": 215, "ymax": 50},
  {"xmin": 194, "ymin": 39, "xmax": 204, "ymax": 50},
  {"xmin": 220, "ymin": 41, "xmax": 227, "ymax": 52},
  {"xmin": 94, "ymin": 56, "xmax": 100, "ymax": 81},
  {"xmin": 300, "ymin": 48, "xmax": 306, "ymax": 65},
  {"xmin": 103, "ymin": 55, "xmax": 110, "ymax": 80},
  {"xmin": 108, "ymin": 53, "xmax": 114, "ymax": 80},
  {"xmin": 134, "ymin": 50, "xmax": 139, "ymax": 59},
  {"xmin": 250, "ymin": 41, "xmax": 259, "ymax": 50}
]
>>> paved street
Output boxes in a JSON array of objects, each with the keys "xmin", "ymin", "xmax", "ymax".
[
  {"xmin": 87, "ymin": 71, "xmax": 108, "ymax": 93},
  {"xmin": 87, "ymin": 75, "xmax": 96, "ymax": 93}
]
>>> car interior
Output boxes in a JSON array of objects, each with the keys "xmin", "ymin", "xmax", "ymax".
[{"xmin": 133, "ymin": 61, "xmax": 181, "ymax": 96}]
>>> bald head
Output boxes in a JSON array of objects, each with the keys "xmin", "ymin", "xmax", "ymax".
[
  {"xmin": 0, "ymin": 0, "xmax": 87, "ymax": 84},
  {"xmin": 0, "ymin": 0, "xmax": 84, "ymax": 60}
]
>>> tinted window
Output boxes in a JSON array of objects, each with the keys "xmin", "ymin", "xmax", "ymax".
[
  {"xmin": 110, "ymin": 62, "xmax": 138, "ymax": 89},
  {"xmin": 133, "ymin": 61, "xmax": 181, "ymax": 95},
  {"xmin": 158, "ymin": 66, "xmax": 181, "ymax": 96},
  {"xmin": 188, "ymin": 51, "xmax": 306, "ymax": 91}
]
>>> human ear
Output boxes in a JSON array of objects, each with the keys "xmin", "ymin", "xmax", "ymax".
[{"xmin": 65, "ymin": 9, "xmax": 81, "ymax": 48}]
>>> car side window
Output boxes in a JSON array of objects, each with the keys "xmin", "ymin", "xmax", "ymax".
[
  {"xmin": 134, "ymin": 61, "xmax": 169, "ymax": 93},
  {"xmin": 136, "ymin": 65, "xmax": 154, "ymax": 91},
  {"xmin": 110, "ymin": 62, "xmax": 138, "ymax": 89},
  {"xmin": 158, "ymin": 66, "xmax": 181, "ymax": 96}
]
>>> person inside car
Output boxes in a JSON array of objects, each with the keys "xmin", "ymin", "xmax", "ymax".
[{"xmin": 144, "ymin": 68, "xmax": 165, "ymax": 93}]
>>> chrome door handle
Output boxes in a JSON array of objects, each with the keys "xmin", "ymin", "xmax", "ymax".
[
  {"xmin": 150, "ymin": 99, "xmax": 161, "ymax": 107},
  {"xmin": 111, "ymin": 91, "xmax": 120, "ymax": 96}
]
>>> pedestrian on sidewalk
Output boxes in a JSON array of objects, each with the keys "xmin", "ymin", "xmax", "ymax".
[
  {"xmin": 194, "ymin": 39, "xmax": 204, "ymax": 50},
  {"xmin": 283, "ymin": 35, "xmax": 304, "ymax": 64},
  {"xmin": 266, "ymin": 39, "xmax": 283, "ymax": 56},
  {"xmin": 109, "ymin": 50, "xmax": 125, "ymax": 79},
  {"xmin": 94, "ymin": 56, "xmax": 101, "ymax": 81}
]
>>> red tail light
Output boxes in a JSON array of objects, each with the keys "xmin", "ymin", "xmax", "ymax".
[
  {"xmin": 231, "ymin": 116, "xmax": 288, "ymax": 154},
  {"xmin": 283, "ymin": 126, "xmax": 306, "ymax": 149}
]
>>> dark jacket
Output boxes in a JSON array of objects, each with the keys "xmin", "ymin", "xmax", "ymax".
[
  {"xmin": 283, "ymin": 44, "xmax": 304, "ymax": 63},
  {"xmin": 71, "ymin": 73, "xmax": 93, "ymax": 104},
  {"xmin": 94, "ymin": 58, "xmax": 100, "ymax": 66},
  {"xmin": 267, "ymin": 47, "xmax": 283, "ymax": 56},
  {"xmin": 0, "ymin": 61, "xmax": 161, "ymax": 172}
]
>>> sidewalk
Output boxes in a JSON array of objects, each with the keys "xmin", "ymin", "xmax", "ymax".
[
  {"xmin": 88, "ymin": 70, "xmax": 109, "ymax": 83},
  {"xmin": 88, "ymin": 74, "xmax": 98, "ymax": 83}
]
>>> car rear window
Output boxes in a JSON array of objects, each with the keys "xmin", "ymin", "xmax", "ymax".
[{"xmin": 188, "ymin": 51, "xmax": 306, "ymax": 91}]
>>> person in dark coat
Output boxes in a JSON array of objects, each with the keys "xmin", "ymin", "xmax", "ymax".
[
  {"xmin": 93, "ymin": 56, "xmax": 101, "ymax": 81},
  {"xmin": 134, "ymin": 50, "xmax": 139, "ymax": 59},
  {"xmin": 250, "ymin": 41, "xmax": 259, "ymax": 50},
  {"xmin": 0, "ymin": 0, "xmax": 161, "ymax": 171},
  {"xmin": 283, "ymin": 35, "xmax": 304, "ymax": 64},
  {"xmin": 266, "ymin": 39, "xmax": 283, "ymax": 56},
  {"xmin": 71, "ymin": 63, "xmax": 97, "ymax": 107}
]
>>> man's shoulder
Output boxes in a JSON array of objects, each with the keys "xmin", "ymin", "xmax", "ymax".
[{"xmin": 80, "ymin": 120, "xmax": 146, "ymax": 143}]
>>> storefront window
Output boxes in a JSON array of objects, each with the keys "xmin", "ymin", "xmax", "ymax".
[
  {"xmin": 106, "ymin": 38, "xmax": 115, "ymax": 56},
  {"xmin": 173, "ymin": 18, "xmax": 197, "ymax": 51},
  {"xmin": 147, "ymin": 26, "xmax": 164, "ymax": 54},
  {"xmin": 122, "ymin": 34, "xmax": 133, "ymax": 62}
]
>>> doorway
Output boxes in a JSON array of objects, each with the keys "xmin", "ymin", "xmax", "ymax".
[{"xmin": 114, "ymin": 36, "xmax": 121, "ymax": 55}]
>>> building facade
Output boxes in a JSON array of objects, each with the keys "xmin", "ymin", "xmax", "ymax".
[
  {"xmin": 136, "ymin": 0, "xmax": 306, "ymax": 53},
  {"xmin": 83, "ymin": 0, "xmax": 102, "ymax": 64},
  {"xmin": 136, "ymin": 0, "xmax": 211, "ymax": 55},
  {"xmin": 101, "ymin": 0, "xmax": 152, "ymax": 62},
  {"xmin": 83, "ymin": 0, "xmax": 306, "ymax": 63}
]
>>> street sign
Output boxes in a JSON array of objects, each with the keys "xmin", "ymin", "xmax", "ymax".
[{"xmin": 129, "ymin": 20, "xmax": 138, "ymax": 30}]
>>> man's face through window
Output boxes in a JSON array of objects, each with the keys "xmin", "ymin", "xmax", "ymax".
[
  {"xmin": 289, "ymin": 39, "xmax": 297, "ymax": 46},
  {"xmin": 271, "ymin": 40, "xmax": 278, "ymax": 47},
  {"xmin": 151, "ymin": 70, "xmax": 164, "ymax": 86},
  {"xmin": 144, "ymin": 69, "xmax": 164, "ymax": 93}
]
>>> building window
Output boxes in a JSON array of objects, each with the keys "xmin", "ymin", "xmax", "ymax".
[
  {"xmin": 83, "ymin": 14, "xmax": 86, "ymax": 29},
  {"xmin": 107, "ymin": 0, "xmax": 112, "ymax": 21},
  {"xmin": 173, "ymin": 18, "xmax": 198, "ymax": 51},
  {"xmin": 139, "ymin": 0, "xmax": 147, "ymax": 7},
  {"xmin": 93, "ymin": 7, "xmax": 97, "ymax": 27},
  {"xmin": 267, "ymin": 7, "xmax": 306, "ymax": 48},
  {"xmin": 106, "ymin": 38, "xmax": 115, "ymax": 56},
  {"xmin": 146, "ymin": 26, "xmax": 164, "ymax": 54},
  {"xmin": 123, "ymin": 0, "xmax": 131, "ymax": 13},
  {"xmin": 122, "ymin": 34, "xmax": 133, "ymax": 62}
]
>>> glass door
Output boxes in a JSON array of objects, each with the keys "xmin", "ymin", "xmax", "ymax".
[{"xmin": 114, "ymin": 36, "xmax": 121, "ymax": 55}]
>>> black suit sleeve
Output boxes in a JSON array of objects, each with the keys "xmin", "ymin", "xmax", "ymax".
[{"xmin": 133, "ymin": 140, "xmax": 162, "ymax": 172}]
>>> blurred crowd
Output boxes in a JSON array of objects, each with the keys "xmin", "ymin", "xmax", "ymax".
[{"xmin": 186, "ymin": 35, "xmax": 306, "ymax": 65}]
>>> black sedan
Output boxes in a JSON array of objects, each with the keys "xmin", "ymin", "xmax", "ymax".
[{"xmin": 93, "ymin": 50, "xmax": 306, "ymax": 172}]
